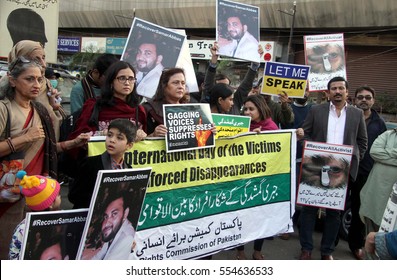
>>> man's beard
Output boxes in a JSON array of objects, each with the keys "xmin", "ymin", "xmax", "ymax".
[
  {"xmin": 229, "ymin": 32, "xmax": 242, "ymax": 40},
  {"xmin": 137, "ymin": 62, "xmax": 155, "ymax": 73},
  {"xmin": 357, "ymin": 103, "xmax": 370, "ymax": 111},
  {"xmin": 332, "ymin": 94, "xmax": 343, "ymax": 102},
  {"xmin": 102, "ymin": 222, "xmax": 122, "ymax": 242}
]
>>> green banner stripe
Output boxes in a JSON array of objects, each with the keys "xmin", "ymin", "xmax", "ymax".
[{"xmin": 138, "ymin": 173, "xmax": 291, "ymax": 230}]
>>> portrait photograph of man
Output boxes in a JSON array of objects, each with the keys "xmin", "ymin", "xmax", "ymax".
[
  {"xmin": 297, "ymin": 141, "xmax": 353, "ymax": 211},
  {"xmin": 77, "ymin": 168, "xmax": 151, "ymax": 260},
  {"xmin": 304, "ymin": 33, "xmax": 347, "ymax": 91},
  {"xmin": 216, "ymin": 0, "xmax": 260, "ymax": 62},
  {"xmin": 122, "ymin": 18, "xmax": 186, "ymax": 99},
  {"xmin": 21, "ymin": 209, "xmax": 88, "ymax": 260}
]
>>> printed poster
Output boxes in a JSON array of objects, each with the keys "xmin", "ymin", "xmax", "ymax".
[
  {"xmin": 0, "ymin": 1, "xmax": 59, "ymax": 62},
  {"xmin": 121, "ymin": 18, "xmax": 186, "ymax": 99},
  {"xmin": 76, "ymin": 168, "xmax": 151, "ymax": 260},
  {"xmin": 304, "ymin": 33, "xmax": 347, "ymax": 91},
  {"xmin": 212, "ymin": 113, "xmax": 250, "ymax": 139},
  {"xmin": 216, "ymin": 0, "xmax": 260, "ymax": 62},
  {"xmin": 297, "ymin": 141, "xmax": 353, "ymax": 210},
  {"xmin": 20, "ymin": 209, "xmax": 88, "ymax": 260},
  {"xmin": 261, "ymin": 61, "xmax": 310, "ymax": 98},
  {"xmin": 163, "ymin": 104, "xmax": 215, "ymax": 153},
  {"xmin": 88, "ymin": 130, "xmax": 297, "ymax": 259},
  {"xmin": 173, "ymin": 29, "xmax": 199, "ymax": 93}
]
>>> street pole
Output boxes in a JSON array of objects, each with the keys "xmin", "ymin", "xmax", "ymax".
[
  {"xmin": 278, "ymin": 1, "xmax": 297, "ymax": 62},
  {"xmin": 287, "ymin": 2, "xmax": 297, "ymax": 62}
]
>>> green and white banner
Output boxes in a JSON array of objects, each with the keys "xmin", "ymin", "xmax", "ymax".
[{"xmin": 88, "ymin": 130, "xmax": 297, "ymax": 259}]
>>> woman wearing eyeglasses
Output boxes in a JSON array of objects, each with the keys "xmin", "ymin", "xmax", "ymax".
[
  {"xmin": 0, "ymin": 57, "xmax": 90, "ymax": 259},
  {"xmin": 67, "ymin": 61, "xmax": 146, "ymax": 151},
  {"xmin": 6, "ymin": 40, "xmax": 67, "ymax": 141}
]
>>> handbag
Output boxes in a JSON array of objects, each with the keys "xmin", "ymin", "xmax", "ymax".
[{"xmin": 0, "ymin": 103, "xmax": 24, "ymax": 203}]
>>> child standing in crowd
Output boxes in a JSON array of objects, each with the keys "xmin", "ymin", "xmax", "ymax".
[
  {"xmin": 68, "ymin": 118, "xmax": 137, "ymax": 209},
  {"xmin": 9, "ymin": 171, "xmax": 62, "ymax": 260}
]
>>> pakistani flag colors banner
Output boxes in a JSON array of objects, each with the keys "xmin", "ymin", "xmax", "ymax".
[{"xmin": 88, "ymin": 130, "xmax": 296, "ymax": 259}]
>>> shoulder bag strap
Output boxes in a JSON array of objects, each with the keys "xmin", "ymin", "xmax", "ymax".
[{"xmin": 0, "ymin": 102, "xmax": 11, "ymax": 138}]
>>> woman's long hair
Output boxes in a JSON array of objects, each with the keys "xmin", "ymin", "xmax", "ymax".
[
  {"xmin": 98, "ymin": 60, "xmax": 140, "ymax": 107},
  {"xmin": 152, "ymin": 68, "xmax": 185, "ymax": 103},
  {"xmin": 209, "ymin": 83, "xmax": 234, "ymax": 113},
  {"xmin": 244, "ymin": 95, "xmax": 272, "ymax": 121}
]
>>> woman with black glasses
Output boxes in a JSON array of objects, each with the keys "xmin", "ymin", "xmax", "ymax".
[{"xmin": 69, "ymin": 60, "xmax": 146, "ymax": 139}]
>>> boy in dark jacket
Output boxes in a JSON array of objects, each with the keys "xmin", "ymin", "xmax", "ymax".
[{"xmin": 69, "ymin": 118, "xmax": 137, "ymax": 208}]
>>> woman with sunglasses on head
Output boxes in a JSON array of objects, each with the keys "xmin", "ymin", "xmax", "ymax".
[
  {"xmin": 5, "ymin": 40, "xmax": 67, "ymax": 141},
  {"xmin": 0, "ymin": 57, "xmax": 89, "ymax": 259}
]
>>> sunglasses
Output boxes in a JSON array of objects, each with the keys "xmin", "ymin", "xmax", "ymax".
[
  {"xmin": 8, "ymin": 56, "xmax": 32, "ymax": 73},
  {"xmin": 356, "ymin": 95, "xmax": 373, "ymax": 101}
]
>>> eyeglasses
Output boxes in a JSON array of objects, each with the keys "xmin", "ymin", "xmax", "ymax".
[
  {"xmin": 116, "ymin": 76, "xmax": 137, "ymax": 84},
  {"xmin": 8, "ymin": 56, "xmax": 31, "ymax": 73},
  {"xmin": 356, "ymin": 95, "xmax": 373, "ymax": 101}
]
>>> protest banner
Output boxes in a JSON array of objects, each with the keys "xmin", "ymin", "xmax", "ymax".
[
  {"xmin": 20, "ymin": 209, "xmax": 88, "ymax": 260},
  {"xmin": 163, "ymin": 104, "xmax": 214, "ymax": 152},
  {"xmin": 88, "ymin": 130, "xmax": 296, "ymax": 259},
  {"xmin": 76, "ymin": 168, "xmax": 152, "ymax": 260},
  {"xmin": 121, "ymin": 18, "xmax": 186, "ymax": 99},
  {"xmin": 261, "ymin": 61, "xmax": 310, "ymax": 98},
  {"xmin": 297, "ymin": 141, "xmax": 353, "ymax": 210},
  {"xmin": 216, "ymin": 0, "xmax": 260, "ymax": 62},
  {"xmin": 304, "ymin": 33, "xmax": 346, "ymax": 91},
  {"xmin": 212, "ymin": 113, "xmax": 250, "ymax": 139}
]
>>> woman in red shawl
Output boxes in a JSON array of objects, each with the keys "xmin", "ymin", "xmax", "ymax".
[
  {"xmin": 66, "ymin": 61, "xmax": 146, "ymax": 173},
  {"xmin": 68, "ymin": 61, "xmax": 146, "ymax": 139}
]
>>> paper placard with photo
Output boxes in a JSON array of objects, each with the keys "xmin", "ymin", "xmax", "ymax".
[
  {"xmin": 304, "ymin": 33, "xmax": 346, "ymax": 91},
  {"xmin": 173, "ymin": 29, "xmax": 199, "ymax": 94},
  {"xmin": 20, "ymin": 209, "xmax": 88, "ymax": 260},
  {"xmin": 121, "ymin": 18, "xmax": 186, "ymax": 99},
  {"xmin": 163, "ymin": 104, "xmax": 215, "ymax": 153},
  {"xmin": 297, "ymin": 141, "xmax": 353, "ymax": 210},
  {"xmin": 216, "ymin": 0, "xmax": 260, "ymax": 62},
  {"xmin": 76, "ymin": 168, "xmax": 151, "ymax": 260}
]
